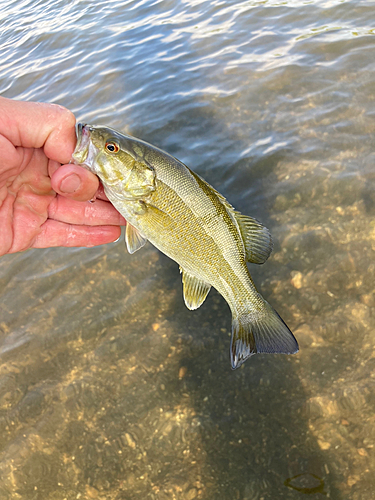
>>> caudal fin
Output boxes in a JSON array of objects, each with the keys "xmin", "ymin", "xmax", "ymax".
[{"xmin": 230, "ymin": 300, "xmax": 298, "ymax": 369}]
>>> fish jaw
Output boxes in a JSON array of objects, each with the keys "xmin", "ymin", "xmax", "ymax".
[{"xmin": 71, "ymin": 123, "xmax": 99, "ymax": 173}]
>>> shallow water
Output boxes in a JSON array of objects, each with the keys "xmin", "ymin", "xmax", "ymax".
[{"xmin": 1, "ymin": 0, "xmax": 375, "ymax": 498}]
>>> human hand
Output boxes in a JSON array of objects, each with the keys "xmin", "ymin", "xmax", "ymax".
[{"xmin": 0, "ymin": 97, "xmax": 125, "ymax": 256}]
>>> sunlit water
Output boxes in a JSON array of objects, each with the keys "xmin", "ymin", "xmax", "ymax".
[{"xmin": 1, "ymin": 0, "xmax": 375, "ymax": 499}]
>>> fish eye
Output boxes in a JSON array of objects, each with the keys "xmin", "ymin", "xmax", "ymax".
[{"xmin": 105, "ymin": 142, "xmax": 120, "ymax": 153}]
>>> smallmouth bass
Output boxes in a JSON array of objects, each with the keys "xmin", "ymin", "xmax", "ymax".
[{"xmin": 72, "ymin": 124, "xmax": 298, "ymax": 369}]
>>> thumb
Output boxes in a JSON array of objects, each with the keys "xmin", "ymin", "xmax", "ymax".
[{"xmin": 51, "ymin": 164, "xmax": 99, "ymax": 202}]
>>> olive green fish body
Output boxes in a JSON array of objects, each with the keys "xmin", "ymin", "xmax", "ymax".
[
  {"xmin": 72, "ymin": 124, "xmax": 298, "ymax": 368},
  {"xmin": 103, "ymin": 145, "xmax": 260, "ymax": 319}
]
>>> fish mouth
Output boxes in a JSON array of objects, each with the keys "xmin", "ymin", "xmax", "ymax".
[{"xmin": 71, "ymin": 123, "xmax": 97, "ymax": 169}]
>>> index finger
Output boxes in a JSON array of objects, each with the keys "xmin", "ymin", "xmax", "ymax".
[{"xmin": 0, "ymin": 96, "xmax": 76, "ymax": 164}]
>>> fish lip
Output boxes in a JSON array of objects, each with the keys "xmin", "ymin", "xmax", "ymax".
[
  {"xmin": 71, "ymin": 123, "xmax": 90, "ymax": 164},
  {"xmin": 71, "ymin": 123, "xmax": 96, "ymax": 169}
]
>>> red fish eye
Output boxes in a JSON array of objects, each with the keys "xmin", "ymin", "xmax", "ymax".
[{"xmin": 105, "ymin": 142, "xmax": 120, "ymax": 153}]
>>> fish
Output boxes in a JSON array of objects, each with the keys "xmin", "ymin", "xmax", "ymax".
[{"xmin": 72, "ymin": 123, "xmax": 298, "ymax": 369}]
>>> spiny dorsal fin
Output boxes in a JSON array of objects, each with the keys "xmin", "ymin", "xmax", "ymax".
[
  {"xmin": 180, "ymin": 267, "xmax": 211, "ymax": 310},
  {"xmin": 188, "ymin": 168, "xmax": 235, "ymax": 211},
  {"xmin": 125, "ymin": 223, "xmax": 147, "ymax": 254},
  {"xmin": 188, "ymin": 169, "xmax": 273, "ymax": 264},
  {"xmin": 233, "ymin": 213, "xmax": 273, "ymax": 264}
]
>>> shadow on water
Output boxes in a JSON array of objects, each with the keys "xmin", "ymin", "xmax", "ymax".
[{"xmin": 141, "ymin": 152, "xmax": 344, "ymax": 499}]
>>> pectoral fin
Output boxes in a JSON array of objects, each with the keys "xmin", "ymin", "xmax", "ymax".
[
  {"xmin": 234, "ymin": 213, "xmax": 273, "ymax": 264},
  {"xmin": 180, "ymin": 268, "xmax": 211, "ymax": 310},
  {"xmin": 125, "ymin": 223, "xmax": 148, "ymax": 254}
]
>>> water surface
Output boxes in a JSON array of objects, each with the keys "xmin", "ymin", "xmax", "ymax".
[{"xmin": 0, "ymin": 1, "xmax": 374, "ymax": 499}]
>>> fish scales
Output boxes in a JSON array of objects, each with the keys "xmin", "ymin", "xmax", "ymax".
[
  {"xmin": 144, "ymin": 155, "xmax": 256, "ymax": 303},
  {"xmin": 111, "ymin": 161, "xmax": 258, "ymax": 318},
  {"xmin": 72, "ymin": 123, "xmax": 298, "ymax": 369},
  {"xmin": 147, "ymin": 179, "xmax": 252, "ymax": 304}
]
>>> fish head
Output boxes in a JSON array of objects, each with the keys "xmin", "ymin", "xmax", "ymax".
[{"xmin": 72, "ymin": 123, "xmax": 155, "ymax": 197}]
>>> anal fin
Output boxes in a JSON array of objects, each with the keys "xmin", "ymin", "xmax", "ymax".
[
  {"xmin": 180, "ymin": 267, "xmax": 211, "ymax": 310},
  {"xmin": 125, "ymin": 223, "xmax": 147, "ymax": 254}
]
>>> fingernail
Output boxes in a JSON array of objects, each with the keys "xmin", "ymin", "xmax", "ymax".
[{"xmin": 60, "ymin": 174, "xmax": 81, "ymax": 193}]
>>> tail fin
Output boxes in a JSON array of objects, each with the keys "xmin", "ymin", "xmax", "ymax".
[{"xmin": 230, "ymin": 299, "xmax": 298, "ymax": 369}]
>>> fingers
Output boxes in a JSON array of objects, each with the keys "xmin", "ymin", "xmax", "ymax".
[
  {"xmin": 0, "ymin": 97, "xmax": 76, "ymax": 164},
  {"xmin": 32, "ymin": 219, "xmax": 122, "ymax": 249},
  {"xmin": 48, "ymin": 195, "xmax": 126, "ymax": 226},
  {"xmin": 50, "ymin": 164, "xmax": 100, "ymax": 202}
]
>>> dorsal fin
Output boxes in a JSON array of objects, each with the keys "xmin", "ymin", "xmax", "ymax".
[
  {"xmin": 188, "ymin": 169, "xmax": 273, "ymax": 264},
  {"xmin": 180, "ymin": 267, "xmax": 211, "ymax": 310}
]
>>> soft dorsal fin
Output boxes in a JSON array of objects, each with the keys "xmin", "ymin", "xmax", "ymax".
[
  {"xmin": 125, "ymin": 223, "xmax": 148, "ymax": 254},
  {"xmin": 180, "ymin": 267, "xmax": 211, "ymax": 310},
  {"xmin": 233, "ymin": 213, "xmax": 273, "ymax": 264},
  {"xmin": 188, "ymin": 169, "xmax": 273, "ymax": 264}
]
